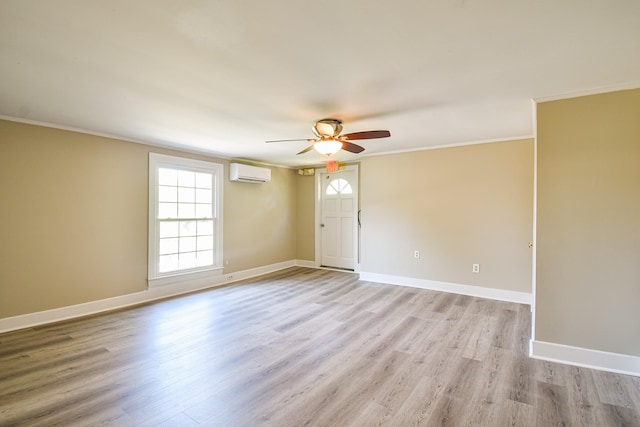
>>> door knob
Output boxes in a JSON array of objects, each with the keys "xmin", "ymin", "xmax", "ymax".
[
  {"xmin": 528, "ymin": 242, "xmax": 533, "ymax": 248},
  {"xmin": 320, "ymin": 224, "xmax": 325, "ymax": 227}
]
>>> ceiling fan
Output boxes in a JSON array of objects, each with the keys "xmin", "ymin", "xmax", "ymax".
[{"xmin": 266, "ymin": 118, "xmax": 391, "ymax": 156}]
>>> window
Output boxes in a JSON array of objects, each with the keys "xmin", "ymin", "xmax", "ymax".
[
  {"xmin": 148, "ymin": 153, "xmax": 223, "ymax": 286},
  {"xmin": 326, "ymin": 178, "xmax": 352, "ymax": 195}
]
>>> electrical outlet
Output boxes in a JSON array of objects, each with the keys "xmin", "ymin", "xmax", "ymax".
[
  {"xmin": 414, "ymin": 250, "xmax": 420, "ymax": 259},
  {"xmin": 227, "ymin": 275, "xmax": 234, "ymax": 281},
  {"xmin": 472, "ymin": 264, "xmax": 480, "ymax": 273}
]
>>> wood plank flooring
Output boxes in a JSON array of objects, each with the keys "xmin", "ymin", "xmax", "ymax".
[{"xmin": 1, "ymin": 267, "xmax": 639, "ymax": 426}]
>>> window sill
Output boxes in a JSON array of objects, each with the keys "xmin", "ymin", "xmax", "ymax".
[{"xmin": 148, "ymin": 267, "xmax": 223, "ymax": 287}]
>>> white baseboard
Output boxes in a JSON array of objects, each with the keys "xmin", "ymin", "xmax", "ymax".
[
  {"xmin": 294, "ymin": 259, "xmax": 317, "ymax": 268},
  {"xmin": 295, "ymin": 259, "xmax": 363, "ymax": 273},
  {"xmin": 359, "ymin": 272, "xmax": 532, "ymax": 305},
  {"xmin": 226, "ymin": 260, "xmax": 296, "ymax": 283},
  {"xmin": 0, "ymin": 260, "xmax": 296, "ymax": 333},
  {"xmin": 530, "ymin": 340, "xmax": 640, "ymax": 377}
]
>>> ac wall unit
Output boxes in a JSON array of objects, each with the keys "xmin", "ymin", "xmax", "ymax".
[{"xmin": 229, "ymin": 163, "xmax": 271, "ymax": 183}]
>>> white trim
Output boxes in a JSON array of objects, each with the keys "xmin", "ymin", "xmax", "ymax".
[
  {"xmin": 533, "ymin": 81, "xmax": 640, "ymax": 103},
  {"xmin": 530, "ymin": 340, "xmax": 640, "ymax": 377},
  {"xmin": 0, "ymin": 115, "xmax": 233, "ymax": 161},
  {"xmin": 314, "ymin": 168, "xmax": 322, "ymax": 268},
  {"xmin": 224, "ymin": 260, "xmax": 294, "ymax": 282},
  {"xmin": 361, "ymin": 135, "xmax": 534, "ymax": 159},
  {"xmin": 294, "ymin": 260, "xmax": 361, "ymax": 273},
  {"xmin": 359, "ymin": 272, "xmax": 532, "ymax": 305},
  {"xmin": 294, "ymin": 259, "xmax": 317, "ymax": 268},
  {"xmin": 531, "ymin": 99, "xmax": 538, "ymax": 323},
  {"xmin": 0, "ymin": 115, "xmax": 297, "ymax": 170},
  {"xmin": 0, "ymin": 260, "xmax": 295, "ymax": 334},
  {"xmin": 148, "ymin": 267, "xmax": 223, "ymax": 287},
  {"xmin": 230, "ymin": 158, "xmax": 295, "ymax": 170}
]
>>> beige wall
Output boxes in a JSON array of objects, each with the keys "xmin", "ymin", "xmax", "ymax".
[
  {"xmin": 536, "ymin": 89, "xmax": 640, "ymax": 356},
  {"xmin": 0, "ymin": 120, "xmax": 297, "ymax": 318},
  {"xmin": 360, "ymin": 139, "xmax": 534, "ymax": 292},
  {"xmin": 295, "ymin": 174, "xmax": 316, "ymax": 261},
  {"xmin": 224, "ymin": 165, "xmax": 297, "ymax": 272}
]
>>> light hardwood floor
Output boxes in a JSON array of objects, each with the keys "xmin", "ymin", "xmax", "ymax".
[{"xmin": 1, "ymin": 267, "xmax": 639, "ymax": 426}]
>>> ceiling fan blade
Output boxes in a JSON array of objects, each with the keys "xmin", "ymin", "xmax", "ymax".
[
  {"xmin": 341, "ymin": 141, "xmax": 365, "ymax": 153},
  {"xmin": 296, "ymin": 145, "xmax": 316, "ymax": 155},
  {"xmin": 266, "ymin": 138, "xmax": 315, "ymax": 143},
  {"xmin": 340, "ymin": 130, "xmax": 391, "ymax": 141}
]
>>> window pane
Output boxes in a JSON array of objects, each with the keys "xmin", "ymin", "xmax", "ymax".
[
  {"xmin": 159, "ymin": 237, "xmax": 179, "ymax": 255},
  {"xmin": 197, "ymin": 220, "xmax": 214, "ymax": 235},
  {"xmin": 195, "ymin": 203, "xmax": 212, "ymax": 218},
  {"xmin": 178, "ymin": 187, "xmax": 195, "ymax": 203},
  {"xmin": 179, "ymin": 252, "xmax": 196, "ymax": 270},
  {"xmin": 179, "ymin": 236, "xmax": 197, "ymax": 253},
  {"xmin": 159, "ymin": 185, "xmax": 177, "ymax": 202},
  {"xmin": 196, "ymin": 250, "xmax": 213, "ymax": 267},
  {"xmin": 159, "ymin": 221, "xmax": 179, "ymax": 238},
  {"xmin": 159, "ymin": 254, "xmax": 178, "ymax": 273},
  {"xmin": 178, "ymin": 170, "xmax": 195, "ymax": 187},
  {"xmin": 158, "ymin": 202, "xmax": 177, "ymax": 219},
  {"xmin": 179, "ymin": 221, "xmax": 197, "ymax": 237},
  {"xmin": 177, "ymin": 203, "xmax": 195, "ymax": 218},
  {"xmin": 195, "ymin": 188, "xmax": 211, "ymax": 203},
  {"xmin": 195, "ymin": 172, "xmax": 212, "ymax": 189},
  {"xmin": 326, "ymin": 178, "xmax": 352, "ymax": 195},
  {"xmin": 158, "ymin": 168, "xmax": 177, "ymax": 186},
  {"xmin": 197, "ymin": 235, "xmax": 213, "ymax": 251}
]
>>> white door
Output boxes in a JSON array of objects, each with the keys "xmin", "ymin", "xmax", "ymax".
[{"xmin": 319, "ymin": 168, "xmax": 358, "ymax": 270}]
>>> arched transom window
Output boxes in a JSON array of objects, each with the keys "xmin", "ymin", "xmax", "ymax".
[{"xmin": 326, "ymin": 178, "xmax": 352, "ymax": 195}]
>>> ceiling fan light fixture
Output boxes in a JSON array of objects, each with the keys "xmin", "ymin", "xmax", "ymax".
[{"xmin": 314, "ymin": 139, "xmax": 343, "ymax": 155}]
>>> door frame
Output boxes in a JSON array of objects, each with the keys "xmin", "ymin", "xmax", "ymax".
[{"xmin": 314, "ymin": 164, "xmax": 360, "ymax": 272}]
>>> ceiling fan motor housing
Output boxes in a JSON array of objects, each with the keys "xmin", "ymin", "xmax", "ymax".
[{"xmin": 313, "ymin": 118, "xmax": 343, "ymax": 138}]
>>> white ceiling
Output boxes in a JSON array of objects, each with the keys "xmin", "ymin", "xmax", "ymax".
[{"xmin": 1, "ymin": 1, "xmax": 639, "ymax": 167}]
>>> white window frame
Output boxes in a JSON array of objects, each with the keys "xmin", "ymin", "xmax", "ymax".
[{"xmin": 148, "ymin": 153, "xmax": 223, "ymax": 287}]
